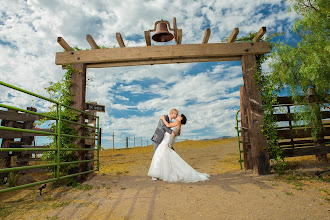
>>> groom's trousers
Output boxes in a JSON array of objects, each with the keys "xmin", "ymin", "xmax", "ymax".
[{"xmin": 152, "ymin": 141, "xmax": 159, "ymax": 155}]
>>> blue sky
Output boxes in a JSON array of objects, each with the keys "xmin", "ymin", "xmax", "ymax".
[{"xmin": 0, "ymin": 0, "xmax": 299, "ymax": 148}]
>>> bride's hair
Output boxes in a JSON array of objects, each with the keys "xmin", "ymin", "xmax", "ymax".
[{"xmin": 181, "ymin": 114, "xmax": 187, "ymax": 125}]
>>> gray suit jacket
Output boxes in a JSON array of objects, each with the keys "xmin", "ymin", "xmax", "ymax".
[{"xmin": 151, "ymin": 115, "xmax": 172, "ymax": 144}]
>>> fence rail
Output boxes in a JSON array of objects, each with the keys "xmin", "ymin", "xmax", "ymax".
[
  {"xmin": 0, "ymin": 81, "xmax": 100, "ymax": 194},
  {"xmin": 273, "ymin": 96, "xmax": 330, "ymax": 158}
]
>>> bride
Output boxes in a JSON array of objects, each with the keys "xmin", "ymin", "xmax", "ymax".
[{"xmin": 148, "ymin": 114, "xmax": 209, "ymax": 183}]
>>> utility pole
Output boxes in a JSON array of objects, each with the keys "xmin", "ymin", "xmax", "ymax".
[
  {"xmin": 141, "ymin": 138, "xmax": 143, "ymax": 147},
  {"xmin": 147, "ymin": 140, "xmax": 148, "ymax": 146},
  {"xmin": 111, "ymin": 132, "xmax": 115, "ymax": 149},
  {"xmin": 126, "ymin": 137, "xmax": 130, "ymax": 149},
  {"xmin": 134, "ymin": 135, "xmax": 136, "ymax": 147}
]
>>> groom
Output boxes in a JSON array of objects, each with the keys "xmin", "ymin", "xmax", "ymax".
[{"xmin": 151, "ymin": 108, "xmax": 178, "ymax": 155}]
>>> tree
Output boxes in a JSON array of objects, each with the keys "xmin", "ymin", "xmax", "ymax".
[{"xmin": 270, "ymin": 0, "xmax": 330, "ymax": 138}]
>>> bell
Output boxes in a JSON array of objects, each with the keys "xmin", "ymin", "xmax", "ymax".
[{"xmin": 152, "ymin": 22, "xmax": 174, "ymax": 42}]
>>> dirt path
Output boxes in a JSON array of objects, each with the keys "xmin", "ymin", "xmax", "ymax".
[{"xmin": 0, "ymin": 138, "xmax": 329, "ymax": 219}]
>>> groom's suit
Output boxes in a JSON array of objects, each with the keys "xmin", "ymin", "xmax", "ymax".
[{"xmin": 151, "ymin": 115, "xmax": 172, "ymax": 154}]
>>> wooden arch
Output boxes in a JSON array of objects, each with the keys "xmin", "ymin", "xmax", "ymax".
[{"xmin": 55, "ymin": 25, "xmax": 270, "ymax": 175}]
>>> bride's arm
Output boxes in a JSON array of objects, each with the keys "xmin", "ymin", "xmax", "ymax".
[
  {"xmin": 160, "ymin": 116, "xmax": 178, "ymax": 128},
  {"xmin": 177, "ymin": 123, "xmax": 182, "ymax": 135}
]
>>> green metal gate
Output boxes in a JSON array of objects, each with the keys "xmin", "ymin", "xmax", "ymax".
[{"xmin": 0, "ymin": 81, "xmax": 100, "ymax": 193}]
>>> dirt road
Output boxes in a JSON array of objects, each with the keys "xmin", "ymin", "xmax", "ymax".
[{"xmin": 0, "ymin": 138, "xmax": 329, "ymax": 219}]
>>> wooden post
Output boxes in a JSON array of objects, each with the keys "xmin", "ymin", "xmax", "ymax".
[
  {"xmin": 70, "ymin": 63, "xmax": 87, "ymax": 181},
  {"xmin": 241, "ymin": 55, "xmax": 270, "ymax": 175},
  {"xmin": 308, "ymin": 88, "xmax": 328, "ymax": 162},
  {"xmin": 85, "ymin": 107, "xmax": 96, "ymax": 172},
  {"xmin": 239, "ymin": 86, "xmax": 253, "ymax": 170}
]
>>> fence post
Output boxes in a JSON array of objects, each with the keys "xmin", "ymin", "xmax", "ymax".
[{"xmin": 86, "ymin": 107, "xmax": 96, "ymax": 172}]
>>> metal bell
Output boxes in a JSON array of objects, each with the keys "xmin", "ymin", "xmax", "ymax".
[{"xmin": 152, "ymin": 22, "xmax": 174, "ymax": 42}]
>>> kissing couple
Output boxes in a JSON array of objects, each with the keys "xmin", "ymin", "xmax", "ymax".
[{"xmin": 148, "ymin": 108, "xmax": 209, "ymax": 183}]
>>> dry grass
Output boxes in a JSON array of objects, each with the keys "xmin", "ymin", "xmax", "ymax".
[{"xmin": 99, "ymin": 137, "xmax": 240, "ymax": 176}]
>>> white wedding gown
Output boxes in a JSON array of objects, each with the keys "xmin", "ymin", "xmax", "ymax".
[{"xmin": 148, "ymin": 127, "xmax": 209, "ymax": 183}]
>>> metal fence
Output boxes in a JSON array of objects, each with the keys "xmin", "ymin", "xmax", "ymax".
[{"xmin": 0, "ymin": 81, "xmax": 100, "ymax": 193}]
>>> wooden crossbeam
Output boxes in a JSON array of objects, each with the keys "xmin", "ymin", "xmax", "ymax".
[
  {"xmin": 86, "ymin": 57, "xmax": 240, "ymax": 68},
  {"xmin": 144, "ymin": 31, "xmax": 151, "ymax": 46},
  {"xmin": 57, "ymin": 37, "xmax": 73, "ymax": 51},
  {"xmin": 56, "ymin": 41, "xmax": 270, "ymax": 68},
  {"xmin": 116, "ymin": 33, "xmax": 126, "ymax": 48},
  {"xmin": 86, "ymin": 34, "xmax": 98, "ymax": 49},
  {"xmin": 252, "ymin": 27, "xmax": 266, "ymax": 42},
  {"xmin": 227, "ymin": 28, "xmax": 239, "ymax": 43},
  {"xmin": 202, "ymin": 28, "xmax": 211, "ymax": 44},
  {"xmin": 176, "ymin": 29, "xmax": 182, "ymax": 44}
]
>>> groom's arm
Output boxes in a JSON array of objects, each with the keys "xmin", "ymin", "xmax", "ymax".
[
  {"xmin": 161, "ymin": 116, "xmax": 175, "ymax": 136},
  {"xmin": 161, "ymin": 120, "xmax": 172, "ymax": 134}
]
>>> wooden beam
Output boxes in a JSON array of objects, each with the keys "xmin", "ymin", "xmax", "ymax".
[
  {"xmin": 176, "ymin": 29, "xmax": 182, "ymax": 44},
  {"xmin": 202, "ymin": 28, "xmax": 211, "ymax": 44},
  {"xmin": 144, "ymin": 31, "xmax": 151, "ymax": 46},
  {"xmin": 86, "ymin": 34, "xmax": 98, "ymax": 49},
  {"xmin": 57, "ymin": 37, "xmax": 73, "ymax": 51},
  {"xmin": 227, "ymin": 28, "xmax": 239, "ymax": 43},
  {"xmin": 241, "ymin": 55, "xmax": 270, "ymax": 175},
  {"xmin": 56, "ymin": 41, "xmax": 270, "ymax": 67},
  {"xmin": 86, "ymin": 56, "xmax": 241, "ymax": 68},
  {"xmin": 252, "ymin": 27, "xmax": 266, "ymax": 42},
  {"xmin": 116, "ymin": 33, "xmax": 125, "ymax": 48}
]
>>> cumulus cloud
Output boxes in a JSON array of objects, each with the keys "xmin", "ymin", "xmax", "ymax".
[{"xmin": 0, "ymin": 0, "xmax": 298, "ymax": 148}]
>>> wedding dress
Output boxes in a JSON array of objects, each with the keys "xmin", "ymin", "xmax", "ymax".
[{"xmin": 148, "ymin": 126, "xmax": 209, "ymax": 183}]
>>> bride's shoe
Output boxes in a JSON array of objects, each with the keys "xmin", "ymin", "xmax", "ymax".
[{"xmin": 151, "ymin": 177, "xmax": 158, "ymax": 181}]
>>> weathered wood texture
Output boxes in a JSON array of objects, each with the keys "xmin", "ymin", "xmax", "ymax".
[
  {"xmin": 0, "ymin": 109, "xmax": 16, "ymax": 168},
  {"xmin": 17, "ymin": 107, "xmax": 36, "ymax": 167},
  {"xmin": 273, "ymin": 95, "xmax": 330, "ymax": 160},
  {"xmin": 86, "ymin": 34, "xmax": 98, "ymax": 49},
  {"xmin": 85, "ymin": 108, "xmax": 97, "ymax": 171},
  {"xmin": 239, "ymin": 86, "xmax": 253, "ymax": 170},
  {"xmin": 0, "ymin": 108, "xmax": 45, "ymax": 172},
  {"xmin": 241, "ymin": 55, "xmax": 270, "ymax": 175},
  {"xmin": 252, "ymin": 27, "xmax": 266, "ymax": 42},
  {"xmin": 116, "ymin": 33, "xmax": 125, "ymax": 48},
  {"xmin": 227, "ymin": 28, "xmax": 239, "ymax": 43},
  {"xmin": 55, "ymin": 42, "xmax": 271, "ymax": 68},
  {"xmin": 0, "ymin": 110, "xmax": 43, "ymax": 121},
  {"xmin": 0, "ymin": 129, "xmax": 53, "ymax": 138},
  {"xmin": 202, "ymin": 28, "xmax": 211, "ymax": 44},
  {"xmin": 144, "ymin": 31, "xmax": 151, "ymax": 46},
  {"xmin": 57, "ymin": 37, "xmax": 73, "ymax": 51},
  {"xmin": 70, "ymin": 63, "xmax": 87, "ymax": 181}
]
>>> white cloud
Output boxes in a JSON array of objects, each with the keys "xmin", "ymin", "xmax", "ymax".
[{"xmin": 0, "ymin": 0, "xmax": 298, "ymax": 148}]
